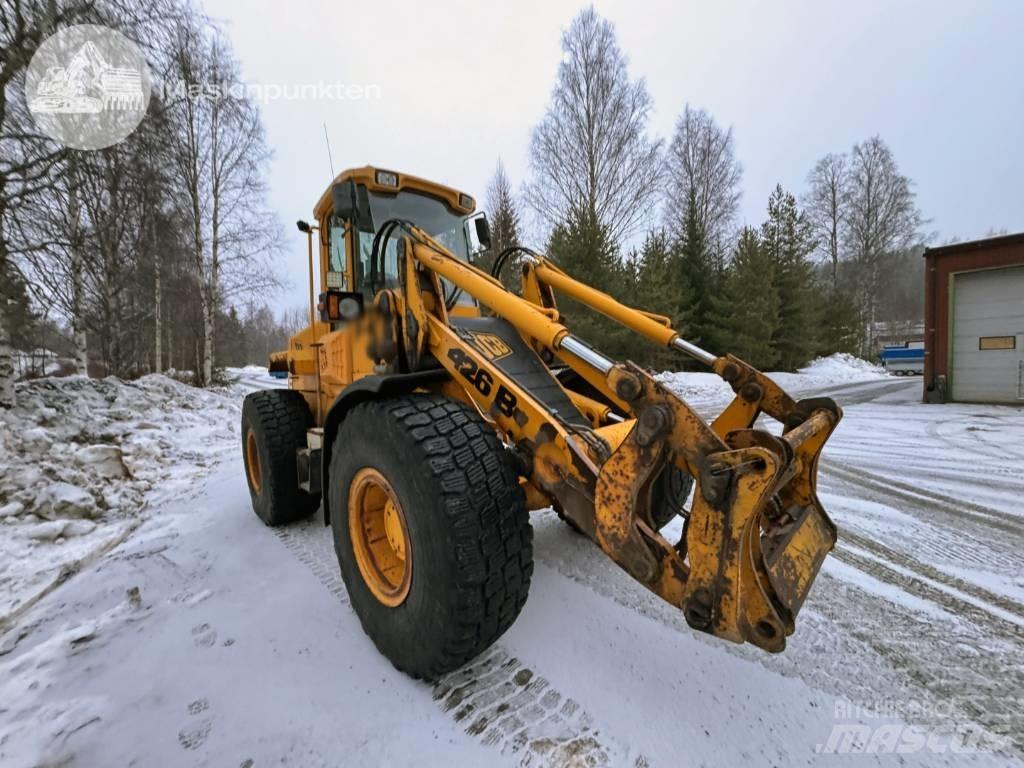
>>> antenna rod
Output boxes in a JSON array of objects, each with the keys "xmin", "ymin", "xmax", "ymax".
[{"xmin": 323, "ymin": 123, "xmax": 335, "ymax": 179}]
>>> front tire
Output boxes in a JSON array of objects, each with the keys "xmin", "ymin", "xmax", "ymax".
[
  {"xmin": 650, "ymin": 464, "xmax": 695, "ymax": 529},
  {"xmin": 330, "ymin": 395, "xmax": 533, "ymax": 680}
]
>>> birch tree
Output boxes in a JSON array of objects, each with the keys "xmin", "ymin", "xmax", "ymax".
[
  {"xmin": 663, "ymin": 105, "xmax": 742, "ymax": 266},
  {"xmin": 524, "ymin": 6, "xmax": 662, "ymax": 244},
  {"xmin": 804, "ymin": 152, "xmax": 849, "ymax": 290},
  {"xmin": 843, "ymin": 136, "xmax": 923, "ymax": 350},
  {"xmin": 0, "ymin": 0, "xmax": 94, "ymax": 404},
  {"xmin": 0, "ymin": 0, "xmax": 183, "ymax": 393},
  {"xmin": 168, "ymin": 26, "xmax": 279, "ymax": 384}
]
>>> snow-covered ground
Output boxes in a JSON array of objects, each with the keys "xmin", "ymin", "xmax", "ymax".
[{"xmin": 1, "ymin": 358, "xmax": 1021, "ymax": 767}]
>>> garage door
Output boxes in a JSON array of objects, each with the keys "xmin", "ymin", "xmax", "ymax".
[{"xmin": 951, "ymin": 265, "xmax": 1024, "ymax": 403}]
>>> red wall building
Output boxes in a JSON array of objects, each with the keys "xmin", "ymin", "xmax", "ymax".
[{"xmin": 923, "ymin": 233, "xmax": 1024, "ymax": 404}]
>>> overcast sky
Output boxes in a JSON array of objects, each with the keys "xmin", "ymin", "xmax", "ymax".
[{"xmin": 198, "ymin": 0, "xmax": 1024, "ymax": 310}]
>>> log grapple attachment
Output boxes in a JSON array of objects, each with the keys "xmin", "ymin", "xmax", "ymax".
[{"xmin": 593, "ymin": 360, "xmax": 839, "ymax": 651}]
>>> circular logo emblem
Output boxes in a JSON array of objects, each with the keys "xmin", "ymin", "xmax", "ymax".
[{"xmin": 26, "ymin": 24, "xmax": 152, "ymax": 151}]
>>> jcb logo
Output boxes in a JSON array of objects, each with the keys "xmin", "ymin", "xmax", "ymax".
[{"xmin": 470, "ymin": 332, "xmax": 512, "ymax": 361}]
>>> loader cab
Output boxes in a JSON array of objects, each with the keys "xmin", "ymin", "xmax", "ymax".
[{"xmin": 317, "ymin": 167, "xmax": 482, "ymax": 309}]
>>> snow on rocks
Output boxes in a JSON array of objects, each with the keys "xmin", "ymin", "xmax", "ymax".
[
  {"xmin": 0, "ymin": 374, "xmax": 244, "ymax": 627},
  {"xmin": 74, "ymin": 444, "xmax": 128, "ymax": 479},
  {"xmin": 37, "ymin": 482, "xmax": 96, "ymax": 519},
  {"xmin": 0, "ymin": 501, "xmax": 23, "ymax": 519}
]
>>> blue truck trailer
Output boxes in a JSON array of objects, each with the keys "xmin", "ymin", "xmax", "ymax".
[{"xmin": 881, "ymin": 341, "xmax": 925, "ymax": 375}]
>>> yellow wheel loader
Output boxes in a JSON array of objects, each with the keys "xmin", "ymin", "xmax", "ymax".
[{"xmin": 240, "ymin": 166, "xmax": 842, "ymax": 680}]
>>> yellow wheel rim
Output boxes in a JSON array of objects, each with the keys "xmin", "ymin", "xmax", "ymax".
[
  {"xmin": 348, "ymin": 468, "xmax": 412, "ymax": 607},
  {"xmin": 245, "ymin": 429, "xmax": 262, "ymax": 493}
]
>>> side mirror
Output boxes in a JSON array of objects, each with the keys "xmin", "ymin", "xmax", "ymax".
[
  {"xmin": 474, "ymin": 215, "xmax": 492, "ymax": 251},
  {"xmin": 332, "ymin": 180, "xmax": 374, "ymax": 233}
]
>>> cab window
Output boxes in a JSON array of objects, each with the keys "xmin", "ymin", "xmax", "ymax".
[
  {"xmin": 350, "ymin": 187, "xmax": 475, "ymax": 306},
  {"xmin": 328, "ymin": 224, "xmax": 348, "ymax": 289},
  {"xmin": 357, "ymin": 230, "xmax": 399, "ymax": 294}
]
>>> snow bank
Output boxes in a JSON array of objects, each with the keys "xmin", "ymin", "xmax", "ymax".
[
  {"xmin": 0, "ymin": 375, "xmax": 243, "ymax": 626},
  {"xmin": 656, "ymin": 353, "xmax": 886, "ymax": 411},
  {"xmin": 797, "ymin": 352, "xmax": 886, "ymax": 384}
]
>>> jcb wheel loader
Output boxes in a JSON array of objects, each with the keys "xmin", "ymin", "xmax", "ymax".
[{"xmin": 240, "ymin": 166, "xmax": 842, "ymax": 681}]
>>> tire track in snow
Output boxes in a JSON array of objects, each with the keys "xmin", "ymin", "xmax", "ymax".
[
  {"xmin": 808, "ymin": 571, "xmax": 1024, "ymax": 757},
  {"xmin": 270, "ymin": 515, "xmax": 642, "ymax": 768},
  {"xmin": 830, "ymin": 547, "xmax": 1023, "ymax": 642},
  {"xmin": 432, "ymin": 648, "xmax": 641, "ymax": 767},
  {"xmin": 926, "ymin": 417, "xmax": 1024, "ymax": 464},
  {"xmin": 838, "ymin": 530, "xmax": 1024, "ymax": 623},
  {"xmin": 531, "ymin": 517, "xmax": 1023, "ymax": 758},
  {"xmin": 271, "ymin": 517, "xmax": 349, "ymax": 605},
  {"xmin": 826, "ymin": 548, "xmax": 1024, "ymax": 755},
  {"xmin": 821, "ymin": 461, "xmax": 1022, "ymax": 537},
  {"xmin": 819, "ymin": 467, "xmax": 1022, "ymax": 575}
]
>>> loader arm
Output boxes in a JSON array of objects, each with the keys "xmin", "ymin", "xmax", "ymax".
[{"xmin": 388, "ymin": 225, "xmax": 840, "ymax": 652}]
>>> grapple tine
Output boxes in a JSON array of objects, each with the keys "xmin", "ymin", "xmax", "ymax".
[
  {"xmin": 681, "ymin": 445, "xmax": 788, "ymax": 647},
  {"xmin": 762, "ymin": 408, "xmax": 840, "ymax": 620}
]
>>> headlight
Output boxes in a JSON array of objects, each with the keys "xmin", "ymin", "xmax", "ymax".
[
  {"xmin": 375, "ymin": 170, "xmax": 398, "ymax": 187},
  {"xmin": 459, "ymin": 193, "xmax": 474, "ymax": 210}
]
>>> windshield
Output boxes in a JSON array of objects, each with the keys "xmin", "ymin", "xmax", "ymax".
[{"xmin": 355, "ymin": 189, "xmax": 471, "ymax": 292}]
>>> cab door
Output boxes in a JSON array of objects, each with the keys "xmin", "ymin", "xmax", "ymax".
[{"xmin": 317, "ymin": 214, "xmax": 355, "ymax": 395}]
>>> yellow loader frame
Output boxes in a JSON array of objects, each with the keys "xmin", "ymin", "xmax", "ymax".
[{"xmin": 275, "ymin": 167, "xmax": 841, "ymax": 654}]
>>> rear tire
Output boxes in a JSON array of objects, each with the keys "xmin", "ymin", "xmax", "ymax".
[
  {"xmin": 241, "ymin": 389, "xmax": 319, "ymax": 526},
  {"xmin": 330, "ymin": 395, "xmax": 533, "ymax": 680}
]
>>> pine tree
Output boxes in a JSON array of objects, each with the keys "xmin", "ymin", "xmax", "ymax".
[
  {"xmin": 674, "ymin": 188, "xmax": 720, "ymax": 352},
  {"xmin": 816, "ymin": 282, "xmax": 864, "ymax": 356},
  {"xmin": 634, "ymin": 229, "xmax": 695, "ymax": 369},
  {"xmin": 707, "ymin": 228, "xmax": 780, "ymax": 370},
  {"xmin": 479, "ymin": 160, "xmax": 522, "ymax": 289},
  {"xmin": 546, "ymin": 208, "xmax": 632, "ymax": 361},
  {"xmin": 761, "ymin": 185, "xmax": 819, "ymax": 371}
]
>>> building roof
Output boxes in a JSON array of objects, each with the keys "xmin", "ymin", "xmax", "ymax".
[{"xmin": 923, "ymin": 231, "xmax": 1024, "ymax": 258}]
